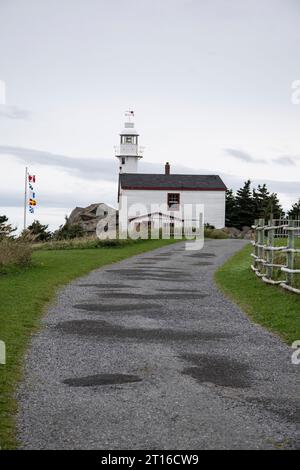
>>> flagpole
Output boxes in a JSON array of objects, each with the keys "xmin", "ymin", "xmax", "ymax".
[{"xmin": 24, "ymin": 166, "xmax": 27, "ymax": 231}]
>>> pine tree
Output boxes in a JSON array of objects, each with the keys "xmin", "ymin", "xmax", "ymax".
[
  {"xmin": 25, "ymin": 220, "xmax": 52, "ymax": 241},
  {"xmin": 267, "ymin": 193, "xmax": 284, "ymax": 219},
  {"xmin": 253, "ymin": 184, "xmax": 270, "ymax": 218},
  {"xmin": 235, "ymin": 180, "xmax": 255, "ymax": 228},
  {"xmin": 225, "ymin": 189, "xmax": 238, "ymax": 227},
  {"xmin": 287, "ymin": 199, "xmax": 300, "ymax": 219},
  {"xmin": 253, "ymin": 184, "xmax": 283, "ymax": 220},
  {"xmin": 53, "ymin": 216, "xmax": 84, "ymax": 240},
  {"xmin": 0, "ymin": 215, "xmax": 17, "ymax": 239}
]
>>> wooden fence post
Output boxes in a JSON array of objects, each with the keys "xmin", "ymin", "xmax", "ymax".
[
  {"xmin": 266, "ymin": 216, "xmax": 274, "ymax": 279},
  {"xmin": 287, "ymin": 219, "xmax": 295, "ymax": 287},
  {"xmin": 258, "ymin": 218, "xmax": 265, "ymax": 276},
  {"xmin": 253, "ymin": 219, "xmax": 258, "ymax": 269}
]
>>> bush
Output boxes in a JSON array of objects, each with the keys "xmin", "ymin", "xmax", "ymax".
[
  {"xmin": 33, "ymin": 235, "xmax": 137, "ymax": 251},
  {"xmin": 22, "ymin": 220, "xmax": 52, "ymax": 242},
  {"xmin": 204, "ymin": 228, "xmax": 229, "ymax": 239},
  {"xmin": 53, "ymin": 217, "xmax": 85, "ymax": 240},
  {"xmin": 0, "ymin": 215, "xmax": 17, "ymax": 239},
  {"xmin": 0, "ymin": 238, "xmax": 32, "ymax": 270}
]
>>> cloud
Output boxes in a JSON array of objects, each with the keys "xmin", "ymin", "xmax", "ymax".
[
  {"xmin": 0, "ymin": 145, "xmax": 299, "ymax": 215},
  {"xmin": 224, "ymin": 148, "xmax": 266, "ymax": 164},
  {"xmin": 272, "ymin": 155, "xmax": 298, "ymax": 166},
  {"xmin": 225, "ymin": 149, "xmax": 299, "ymax": 168},
  {"xmin": 0, "ymin": 189, "xmax": 90, "ymax": 209},
  {"xmin": 0, "ymin": 104, "xmax": 31, "ymax": 120},
  {"xmin": 0, "ymin": 145, "xmax": 117, "ymax": 181},
  {"xmin": 0, "ymin": 144, "xmax": 182, "ymax": 181}
]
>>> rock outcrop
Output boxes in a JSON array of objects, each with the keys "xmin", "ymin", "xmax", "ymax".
[
  {"xmin": 223, "ymin": 226, "xmax": 254, "ymax": 239},
  {"xmin": 68, "ymin": 203, "xmax": 117, "ymax": 234}
]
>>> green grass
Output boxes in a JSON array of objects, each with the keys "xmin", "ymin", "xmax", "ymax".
[
  {"xmin": 0, "ymin": 238, "xmax": 177, "ymax": 449},
  {"xmin": 215, "ymin": 244, "xmax": 300, "ymax": 346}
]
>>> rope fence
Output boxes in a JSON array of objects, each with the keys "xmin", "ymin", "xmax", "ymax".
[{"xmin": 251, "ymin": 218, "xmax": 300, "ymax": 295}]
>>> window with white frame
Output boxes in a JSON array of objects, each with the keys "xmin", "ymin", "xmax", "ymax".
[{"xmin": 167, "ymin": 193, "xmax": 180, "ymax": 210}]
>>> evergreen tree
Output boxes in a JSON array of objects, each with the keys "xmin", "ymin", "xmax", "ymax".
[
  {"xmin": 0, "ymin": 215, "xmax": 17, "ymax": 239},
  {"xmin": 225, "ymin": 189, "xmax": 238, "ymax": 227},
  {"xmin": 287, "ymin": 199, "xmax": 300, "ymax": 219},
  {"xmin": 267, "ymin": 193, "xmax": 284, "ymax": 219},
  {"xmin": 253, "ymin": 184, "xmax": 270, "ymax": 218},
  {"xmin": 26, "ymin": 220, "xmax": 52, "ymax": 241},
  {"xmin": 53, "ymin": 216, "xmax": 84, "ymax": 240},
  {"xmin": 253, "ymin": 184, "xmax": 283, "ymax": 220},
  {"xmin": 235, "ymin": 180, "xmax": 255, "ymax": 228}
]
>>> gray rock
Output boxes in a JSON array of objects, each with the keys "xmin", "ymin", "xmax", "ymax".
[
  {"xmin": 223, "ymin": 227, "xmax": 242, "ymax": 238},
  {"xmin": 68, "ymin": 203, "xmax": 117, "ymax": 235}
]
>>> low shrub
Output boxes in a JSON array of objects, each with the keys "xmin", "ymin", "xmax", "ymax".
[
  {"xmin": 204, "ymin": 228, "xmax": 229, "ymax": 239},
  {"xmin": 33, "ymin": 233, "xmax": 182, "ymax": 250},
  {"xmin": 0, "ymin": 238, "xmax": 32, "ymax": 270},
  {"xmin": 33, "ymin": 236, "xmax": 139, "ymax": 251}
]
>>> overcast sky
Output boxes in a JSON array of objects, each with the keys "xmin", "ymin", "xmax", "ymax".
[{"xmin": 0, "ymin": 0, "xmax": 299, "ymax": 231}]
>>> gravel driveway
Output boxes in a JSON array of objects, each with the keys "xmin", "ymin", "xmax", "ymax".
[{"xmin": 17, "ymin": 239, "xmax": 299, "ymax": 449}]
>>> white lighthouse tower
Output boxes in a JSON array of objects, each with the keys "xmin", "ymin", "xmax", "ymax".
[{"xmin": 115, "ymin": 112, "xmax": 143, "ymax": 173}]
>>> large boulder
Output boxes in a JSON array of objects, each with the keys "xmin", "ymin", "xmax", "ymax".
[
  {"xmin": 241, "ymin": 226, "xmax": 254, "ymax": 239},
  {"xmin": 223, "ymin": 226, "xmax": 254, "ymax": 239},
  {"xmin": 223, "ymin": 227, "xmax": 242, "ymax": 238},
  {"xmin": 68, "ymin": 203, "xmax": 117, "ymax": 234}
]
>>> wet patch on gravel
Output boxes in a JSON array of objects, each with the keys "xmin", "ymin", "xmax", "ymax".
[
  {"xmin": 156, "ymin": 288, "xmax": 198, "ymax": 293},
  {"xmin": 133, "ymin": 263, "xmax": 157, "ymax": 266},
  {"xmin": 192, "ymin": 262, "xmax": 214, "ymax": 266},
  {"xmin": 132, "ymin": 266, "xmax": 183, "ymax": 272},
  {"xmin": 55, "ymin": 320, "xmax": 232, "ymax": 342},
  {"xmin": 122, "ymin": 277, "xmax": 190, "ymax": 282},
  {"xmin": 104, "ymin": 268, "xmax": 181, "ymax": 275},
  {"xmin": 77, "ymin": 283, "xmax": 135, "ymax": 289},
  {"xmin": 110, "ymin": 274, "xmax": 189, "ymax": 281},
  {"xmin": 186, "ymin": 252, "xmax": 216, "ymax": 258},
  {"xmin": 180, "ymin": 354, "xmax": 252, "ymax": 388},
  {"xmin": 245, "ymin": 397, "xmax": 300, "ymax": 424},
  {"xmin": 63, "ymin": 374, "xmax": 142, "ymax": 387},
  {"xmin": 98, "ymin": 292, "xmax": 208, "ymax": 300},
  {"xmin": 73, "ymin": 303, "xmax": 158, "ymax": 313}
]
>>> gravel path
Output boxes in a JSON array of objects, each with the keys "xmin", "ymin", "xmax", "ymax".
[{"xmin": 17, "ymin": 239, "xmax": 299, "ymax": 449}]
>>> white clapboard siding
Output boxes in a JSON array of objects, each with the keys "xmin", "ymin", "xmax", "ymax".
[{"xmin": 120, "ymin": 189, "xmax": 225, "ymax": 229}]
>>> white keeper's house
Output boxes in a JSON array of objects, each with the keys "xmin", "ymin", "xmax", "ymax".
[{"xmin": 115, "ymin": 115, "xmax": 226, "ymax": 230}]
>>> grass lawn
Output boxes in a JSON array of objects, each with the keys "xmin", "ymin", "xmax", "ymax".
[
  {"xmin": 215, "ymin": 243, "xmax": 300, "ymax": 346},
  {"xmin": 0, "ymin": 238, "xmax": 177, "ymax": 449}
]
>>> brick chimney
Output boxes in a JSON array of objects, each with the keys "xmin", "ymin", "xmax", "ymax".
[{"xmin": 165, "ymin": 162, "xmax": 170, "ymax": 175}]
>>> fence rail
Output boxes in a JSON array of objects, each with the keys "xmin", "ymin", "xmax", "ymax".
[{"xmin": 251, "ymin": 218, "xmax": 300, "ymax": 294}]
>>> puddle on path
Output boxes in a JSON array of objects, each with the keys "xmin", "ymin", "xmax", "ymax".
[
  {"xmin": 180, "ymin": 354, "xmax": 251, "ymax": 388},
  {"xmin": 77, "ymin": 283, "xmax": 135, "ymax": 289},
  {"xmin": 63, "ymin": 374, "xmax": 142, "ymax": 387},
  {"xmin": 186, "ymin": 252, "xmax": 216, "ymax": 258},
  {"xmin": 73, "ymin": 303, "xmax": 158, "ymax": 312},
  {"xmin": 56, "ymin": 320, "xmax": 232, "ymax": 342},
  {"xmin": 98, "ymin": 292, "xmax": 208, "ymax": 300}
]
